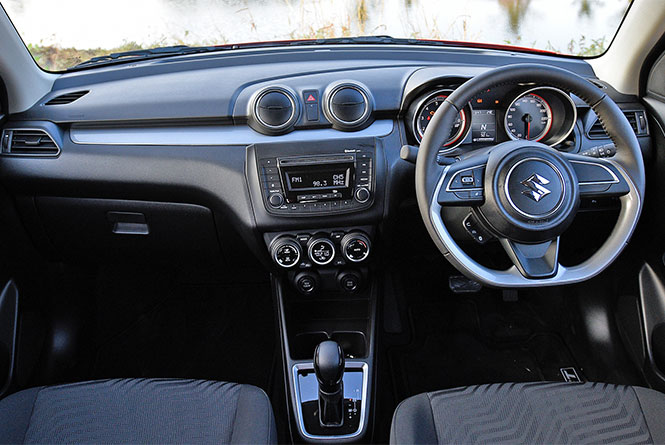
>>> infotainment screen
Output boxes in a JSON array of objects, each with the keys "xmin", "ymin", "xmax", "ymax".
[
  {"xmin": 285, "ymin": 168, "xmax": 351, "ymax": 191},
  {"xmin": 277, "ymin": 154, "xmax": 357, "ymax": 203}
]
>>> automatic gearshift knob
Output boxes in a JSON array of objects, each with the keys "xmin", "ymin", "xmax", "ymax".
[{"xmin": 314, "ymin": 340, "xmax": 345, "ymax": 393}]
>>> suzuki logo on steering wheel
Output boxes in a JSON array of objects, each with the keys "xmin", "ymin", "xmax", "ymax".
[{"xmin": 521, "ymin": 173, "xmax": 551, "ymax": 202}]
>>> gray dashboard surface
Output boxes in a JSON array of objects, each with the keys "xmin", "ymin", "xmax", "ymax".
[{"xmin": 13, "ymin": 45, "xmax": 596, "ymax": 124}]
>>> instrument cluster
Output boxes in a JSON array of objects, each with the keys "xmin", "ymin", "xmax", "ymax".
[{"xmin": 406, "ymin": 84, "xmax": 578, "ymax": 154}]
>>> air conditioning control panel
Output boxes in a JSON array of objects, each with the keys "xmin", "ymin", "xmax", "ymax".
[{"xmin": 267, "ymin": 227, "xmax": 373, "ymax": 269}]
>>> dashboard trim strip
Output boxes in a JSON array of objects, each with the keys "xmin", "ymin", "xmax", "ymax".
[{"xmin": 69, "ymin": 120, "xmax": 394, "ymax": 146}]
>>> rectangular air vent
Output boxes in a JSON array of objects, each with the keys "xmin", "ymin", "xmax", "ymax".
[
  {"xmin": 45, "ymin": 90, "xmax": 89, "ymax": 105},
  {"xmin": 588, "ymin": 110, "xmax": 648, "ymax": 139},
  {"xmin": 1, "ymin": 129, "xmax": 59, "ymax": 156}
]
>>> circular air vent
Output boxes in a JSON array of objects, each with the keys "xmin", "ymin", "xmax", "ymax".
[
  {"xmin": 253, "ymin": 87, "xmax": 298, "ymax": 133},
  {"xmin": 325, "ymin": 83, "xmax": 372, "ymax": 130}
]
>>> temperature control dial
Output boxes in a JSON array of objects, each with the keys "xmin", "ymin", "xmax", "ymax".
[
  {"xmin": 270, "ymin": 237, "xmax": 302, "ymax": 268},
  {"xmin": 341, "ymin": 232, "xmax": 371, "ymax": 263},
  {"xmin": 307, "ymin": 237, "xmax": 336, "ymax": 266}
]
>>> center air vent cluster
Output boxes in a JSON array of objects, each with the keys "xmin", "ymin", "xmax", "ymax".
[{"xmin": 249, "ymin": 82, "xmax": 373, "ymax": 135}]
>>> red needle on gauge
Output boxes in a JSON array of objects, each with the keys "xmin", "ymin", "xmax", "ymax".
[{"xmin": 522, "ymin": 113, "xmax": 533, "ymax": 139}]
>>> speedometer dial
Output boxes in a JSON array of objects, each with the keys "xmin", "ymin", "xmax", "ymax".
[
  {"xmin": 505, "ymin": 93, "xmax": 552, "ymax": 141},
  {"xmin": 415, "ymin": 93, "xmax": 467, "ymax": 148}
]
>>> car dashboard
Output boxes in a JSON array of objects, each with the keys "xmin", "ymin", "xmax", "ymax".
[{"xmin": 0, "ymin": 42, "xmax": 655, "ymax": 443}]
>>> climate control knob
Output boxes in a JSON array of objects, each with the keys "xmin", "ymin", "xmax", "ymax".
[
  {"xmin": 307, "ymin": 237, "xmax": 336, "ymax": 266},
  {"xmin": 341, "ymin": 232, "xmax": 371, "ymax": 263},
  {"xmin": 270, "ymin": 237, "xmax": 302, "ymax": 268}
]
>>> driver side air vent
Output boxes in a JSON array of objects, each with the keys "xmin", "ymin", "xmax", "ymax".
[
  {"xmin": 45, "ymin": 90, "xmax": 89, "ymax": 105},
  {"xmin": 1, "ymin": 129, "xmax": 60, "ymax": 156},
  {"xmin": 588, "ymin": 110, "xmax": 648, "ymax": 139}
]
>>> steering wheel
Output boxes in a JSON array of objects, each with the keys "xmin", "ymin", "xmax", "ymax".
[{"xmin": 416, "ymin": 64, "xmax": 645, "ymax": 287}]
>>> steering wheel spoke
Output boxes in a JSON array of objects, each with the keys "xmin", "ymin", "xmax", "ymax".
[
  {"xmin": 564, "ymin": 153, "xmax": 630, "ymax": 198},
  {"xmin": 436, "ymin": 155, "xmax": 489, "ymax": 206},
  {"xmin": 500, "ymin": 237, "xmax": 560, "ymax": 279}
]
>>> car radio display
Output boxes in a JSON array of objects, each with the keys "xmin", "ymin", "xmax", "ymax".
[{"xmin": 285, "ymin": 168, "xmax": 351, "ymax": 191}]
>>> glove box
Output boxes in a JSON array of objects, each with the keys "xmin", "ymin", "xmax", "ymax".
[{"xmin": 31, "ymin": 197, "xmax": 221, "ymax": 261}]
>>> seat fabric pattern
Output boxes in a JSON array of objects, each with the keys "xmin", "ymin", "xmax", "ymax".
[
  {"xmin": 391, "ymin": 382, "xmax": 665, "ymax": 445},
  {"xmin": 0, "ymin": 378, "xmax": 276, "ymax": 444}
]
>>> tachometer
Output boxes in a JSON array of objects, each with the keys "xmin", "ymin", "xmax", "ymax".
[
  {"xmin": 413, "ymin": 91, "xmax": 469, "ymax": 149},
  {"xmin": 504, "ymin": 93, "xmax": 552, "ymax": 141}
]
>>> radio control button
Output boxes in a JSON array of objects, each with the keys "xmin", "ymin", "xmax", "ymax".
[
  {"xmin": 296, "ymin": 233, "xmax": 311, "ymax": 244},
  {"xmin": 355, "ymin": 187, "xmax": 371, "ymax": 203},
  {"xmin": 268, "ymin": 193, "xmax": 284, "ymax": 208}
]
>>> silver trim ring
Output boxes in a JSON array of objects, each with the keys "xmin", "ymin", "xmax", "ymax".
[
  {"xmin": 411, "ymin": 88, "xmax": 472, "ymax": 153},
  {"xmin": 503, "ymin": 157, "xmax": 566, "ymax": 219},
  {"xmin": 253, "ymin": 87, "xmax": 298, "ymax": 131},
  {"xmin": 272, "ymin": 240, "xmax": 301, "ymax": 268},
  {"xmin": 326, "ymin": 84, "xmax": 371, "ymax": 126},
  {"xmin": 307, "ymin": 238, "xmax": 336, "ymax": 266},
  {"xmin": 292, "ymin": 361, "xmax": 369, "ymax": 440},
  {"xmin": 342, "ymin": 235, "xmax": 371, "ymax": 263},
  {"xmin": 504, "ymin": 86, "xmax": 578, "ymax": 147}
]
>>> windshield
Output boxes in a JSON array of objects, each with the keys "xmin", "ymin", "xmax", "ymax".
[{"xmin": 2, "ymin": 0, "xmax": 632, "ymax": 72}]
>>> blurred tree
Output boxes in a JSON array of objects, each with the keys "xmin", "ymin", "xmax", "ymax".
[{"xmin": 498, "ymin": 0, "xmax": 531, "ymax": 35}]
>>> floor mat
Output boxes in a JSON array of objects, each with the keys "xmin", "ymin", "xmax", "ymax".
[
  {"xmin": 389, "ymin": 296, "xmax": 579, "ymax": 401},
  {"xmin": 90, "ymin": 282, "xmax": 276, "ymax": 392}
]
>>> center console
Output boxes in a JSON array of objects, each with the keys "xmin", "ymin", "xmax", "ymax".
[
  {"xmin": 269, "ymin": 226, "xmax": 376, "ymax": 442},
  {"xmin": 247, "ymin": 137, "xmax": 383, "ymax": 442}
]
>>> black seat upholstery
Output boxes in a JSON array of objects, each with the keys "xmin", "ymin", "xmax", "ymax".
[
  {"xmin": 0, "ymin": 378, "xmax": 276, "ymax": 444},
  {"xmin": 391, "ymin": 382, "xmax": 665, "ymax": 444}
]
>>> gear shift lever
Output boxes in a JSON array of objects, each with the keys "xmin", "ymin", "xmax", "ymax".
[{"xmin": 314, "ymin": 340, "xmax": 345, "ymax": 427}]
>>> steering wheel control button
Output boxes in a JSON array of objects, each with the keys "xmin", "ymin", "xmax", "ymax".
[
  {"xmin": 463, "ymin": 214, "xmax": 491, "ymax": 244},
  {"xmin": 307, "ymin": 237, "xmax": 336, "ymax": 266},
  {"xmin": 448, "ymin": 166, "xmax": 485, "ymax": 190},
  {"xmin": 341, "ymin": 232, "xmax": 371, "ymax": 263},
  {"xmin": 354, "ymin": 187, "xmax": 371, "ymax": 203},
  {"xmin": 271, "ymin": 237, "xmax": 302, "ymax": 268},
  {"xmin": 504, "ymin": 158, "xmax": 565, "ymax": 219}
]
